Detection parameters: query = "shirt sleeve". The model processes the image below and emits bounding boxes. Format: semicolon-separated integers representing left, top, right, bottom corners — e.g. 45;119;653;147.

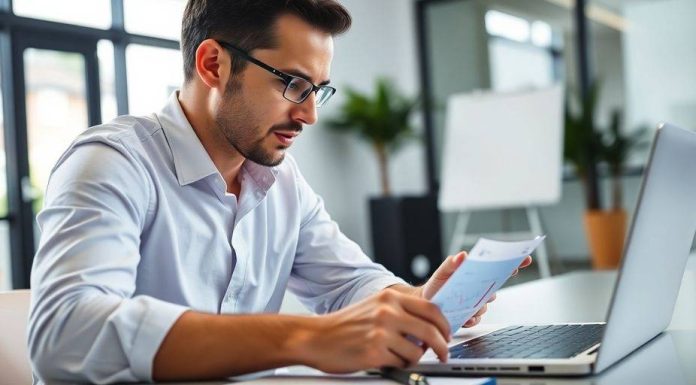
28;141;188;384
286;157;407;314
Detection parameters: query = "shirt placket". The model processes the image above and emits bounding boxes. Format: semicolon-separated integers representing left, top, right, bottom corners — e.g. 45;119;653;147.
222;170;270;313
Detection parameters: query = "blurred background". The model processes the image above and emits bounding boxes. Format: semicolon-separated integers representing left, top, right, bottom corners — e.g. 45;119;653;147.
0;0;694;304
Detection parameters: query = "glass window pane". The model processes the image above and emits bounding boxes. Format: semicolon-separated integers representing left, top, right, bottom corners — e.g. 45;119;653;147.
0;221;10;290
24;48;89;212
13;0;111;29
0;58;6;219
124;0;186;40
98;40;118;123
126;45;183;116
485;10;530;43
489;38;554;92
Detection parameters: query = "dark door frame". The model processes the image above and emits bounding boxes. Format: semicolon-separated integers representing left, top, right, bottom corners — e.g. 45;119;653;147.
5;29;101;288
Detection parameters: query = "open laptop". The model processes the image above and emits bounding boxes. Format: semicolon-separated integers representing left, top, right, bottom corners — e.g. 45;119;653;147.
414;123;696;376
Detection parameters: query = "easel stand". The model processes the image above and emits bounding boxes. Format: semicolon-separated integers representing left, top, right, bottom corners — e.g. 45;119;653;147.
447;206;552;278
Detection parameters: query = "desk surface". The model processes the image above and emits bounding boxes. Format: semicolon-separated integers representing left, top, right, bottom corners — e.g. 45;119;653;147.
162;269;696;385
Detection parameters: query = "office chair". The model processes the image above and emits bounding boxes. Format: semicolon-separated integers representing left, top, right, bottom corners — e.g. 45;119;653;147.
0;290;33;385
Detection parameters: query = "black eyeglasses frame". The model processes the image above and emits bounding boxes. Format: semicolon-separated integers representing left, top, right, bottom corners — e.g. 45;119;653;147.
216;40;336;107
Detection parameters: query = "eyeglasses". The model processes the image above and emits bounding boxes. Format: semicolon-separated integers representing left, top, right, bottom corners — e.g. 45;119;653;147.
217;40;336;108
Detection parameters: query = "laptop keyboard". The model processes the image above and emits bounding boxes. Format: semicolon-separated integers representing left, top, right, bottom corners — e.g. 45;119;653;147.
449;324;604;359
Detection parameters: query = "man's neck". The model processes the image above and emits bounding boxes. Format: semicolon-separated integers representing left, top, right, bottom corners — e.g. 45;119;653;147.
178;87;244;195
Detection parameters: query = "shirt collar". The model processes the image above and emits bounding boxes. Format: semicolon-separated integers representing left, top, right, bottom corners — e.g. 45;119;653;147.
157;91;278;192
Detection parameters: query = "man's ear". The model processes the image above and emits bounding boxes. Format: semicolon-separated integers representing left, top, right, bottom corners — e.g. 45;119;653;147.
194;39;231;90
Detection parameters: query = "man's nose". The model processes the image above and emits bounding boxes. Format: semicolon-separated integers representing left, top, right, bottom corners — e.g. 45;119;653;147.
290;92;318;125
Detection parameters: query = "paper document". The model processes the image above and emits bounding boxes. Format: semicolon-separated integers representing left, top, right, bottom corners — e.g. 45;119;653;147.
432;236;546;333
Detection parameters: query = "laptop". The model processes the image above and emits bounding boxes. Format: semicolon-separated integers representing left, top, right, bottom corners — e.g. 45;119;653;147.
414;123;696;376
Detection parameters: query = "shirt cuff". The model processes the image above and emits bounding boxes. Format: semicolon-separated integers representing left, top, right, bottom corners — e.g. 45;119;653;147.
127;296;189;381
351;275;409;305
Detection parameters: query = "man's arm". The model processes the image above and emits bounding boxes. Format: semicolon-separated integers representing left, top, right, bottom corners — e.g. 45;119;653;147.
29;143;189;383
285;155;408;313
153;289;451;380
386;283;423;297
152;312;315;380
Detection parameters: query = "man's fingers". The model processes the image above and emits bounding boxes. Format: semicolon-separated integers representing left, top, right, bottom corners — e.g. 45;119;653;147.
519;255;533;268
509;256;532;278
398;295;451;338
473;303;488;317
464;316;481;328
486;293;497;303
432;252;466;282
387;334;429;366
462;304;488;328
396;312;449;362
382;349;409;369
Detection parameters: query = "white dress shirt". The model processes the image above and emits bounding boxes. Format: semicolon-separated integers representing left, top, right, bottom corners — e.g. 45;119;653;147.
28;92;406;384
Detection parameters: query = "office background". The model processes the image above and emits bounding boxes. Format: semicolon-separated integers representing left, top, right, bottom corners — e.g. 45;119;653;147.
0;0;694;292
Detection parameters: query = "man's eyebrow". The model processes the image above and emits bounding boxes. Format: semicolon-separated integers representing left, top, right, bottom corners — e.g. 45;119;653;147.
280;68;331;86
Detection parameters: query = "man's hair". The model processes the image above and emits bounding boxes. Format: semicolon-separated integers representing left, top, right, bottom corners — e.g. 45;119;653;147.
181;0;352;82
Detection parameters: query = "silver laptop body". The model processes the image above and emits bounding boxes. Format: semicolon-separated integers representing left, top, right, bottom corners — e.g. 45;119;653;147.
414;123;696;376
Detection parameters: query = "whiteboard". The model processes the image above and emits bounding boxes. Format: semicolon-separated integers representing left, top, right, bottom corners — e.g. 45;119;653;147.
439;85;564;211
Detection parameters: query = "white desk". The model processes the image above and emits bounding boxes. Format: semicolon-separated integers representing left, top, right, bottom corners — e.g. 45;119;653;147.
160;267;696;385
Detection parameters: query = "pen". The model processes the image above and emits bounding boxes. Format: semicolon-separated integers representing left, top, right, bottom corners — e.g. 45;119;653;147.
380;367;429;385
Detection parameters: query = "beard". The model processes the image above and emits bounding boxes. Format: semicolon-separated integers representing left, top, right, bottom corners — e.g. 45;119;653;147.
213;77;302;167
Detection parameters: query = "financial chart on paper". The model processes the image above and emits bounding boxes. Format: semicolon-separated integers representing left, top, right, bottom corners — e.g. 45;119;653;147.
432;237;546;333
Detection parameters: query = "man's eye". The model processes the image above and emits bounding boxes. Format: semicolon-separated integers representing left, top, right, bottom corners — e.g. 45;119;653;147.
287;82;299;90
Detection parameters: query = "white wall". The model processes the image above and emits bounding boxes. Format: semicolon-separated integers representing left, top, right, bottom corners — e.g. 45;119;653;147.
289;0;426;256
622;0;696;134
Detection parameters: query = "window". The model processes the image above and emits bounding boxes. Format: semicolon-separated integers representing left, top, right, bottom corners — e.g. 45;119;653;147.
98;40;118;123
0;60;10;290
126;45;183;116
485;10;530;43
124;0;187;40
531;21;553;48
486;10;556;49
1;0;183;288
489;39;555;92
485;10;560;92
24;48;89;211
13;0;111;29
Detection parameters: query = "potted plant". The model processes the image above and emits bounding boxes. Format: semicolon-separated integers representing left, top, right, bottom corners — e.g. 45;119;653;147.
565;83;647;269
325;78;419;196
325;78;441;283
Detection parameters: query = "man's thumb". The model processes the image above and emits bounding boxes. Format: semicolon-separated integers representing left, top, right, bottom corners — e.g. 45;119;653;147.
434;251;466;280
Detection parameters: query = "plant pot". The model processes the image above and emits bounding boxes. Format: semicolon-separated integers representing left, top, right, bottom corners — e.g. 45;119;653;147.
369;195;442;284
583;209;628;270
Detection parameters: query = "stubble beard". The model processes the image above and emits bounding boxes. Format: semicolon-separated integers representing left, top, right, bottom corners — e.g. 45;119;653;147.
214;77;287;167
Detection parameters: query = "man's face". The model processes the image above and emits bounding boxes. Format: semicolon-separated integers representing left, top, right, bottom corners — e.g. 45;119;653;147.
213;15;334;167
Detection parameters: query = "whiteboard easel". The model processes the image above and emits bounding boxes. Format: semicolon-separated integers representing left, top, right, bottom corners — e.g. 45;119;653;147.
439;86;564;278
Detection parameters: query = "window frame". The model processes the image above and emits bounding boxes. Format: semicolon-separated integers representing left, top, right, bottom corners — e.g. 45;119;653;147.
0;0;181;288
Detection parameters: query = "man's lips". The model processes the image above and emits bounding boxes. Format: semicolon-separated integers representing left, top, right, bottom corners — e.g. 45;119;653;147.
274;130;299;138
273;131;299;145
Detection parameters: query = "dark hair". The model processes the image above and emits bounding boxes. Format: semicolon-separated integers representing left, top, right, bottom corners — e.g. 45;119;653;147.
181;0;352;82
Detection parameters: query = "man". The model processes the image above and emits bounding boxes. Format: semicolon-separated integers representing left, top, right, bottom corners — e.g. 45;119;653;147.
28;0;532;383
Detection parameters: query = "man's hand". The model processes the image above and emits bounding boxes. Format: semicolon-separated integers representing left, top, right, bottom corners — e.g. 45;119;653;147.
303;289;451;373
418;252;533;328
